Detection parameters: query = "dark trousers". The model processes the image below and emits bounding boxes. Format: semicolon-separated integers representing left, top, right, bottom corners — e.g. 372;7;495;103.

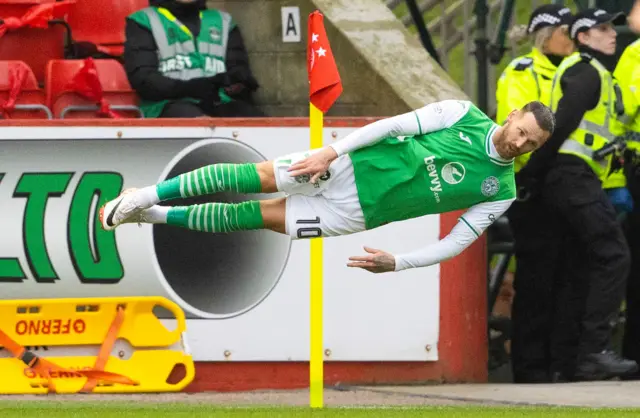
623;181;640;365
511;156;630;382
160;99;266;118
544;157;630;358
509;195;576;382
548;235;588;378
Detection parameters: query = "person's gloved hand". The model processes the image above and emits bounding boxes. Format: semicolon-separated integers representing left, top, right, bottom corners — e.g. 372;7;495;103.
181;73;232;102
607;187;635;214
222;67;260;100
226;66;259;90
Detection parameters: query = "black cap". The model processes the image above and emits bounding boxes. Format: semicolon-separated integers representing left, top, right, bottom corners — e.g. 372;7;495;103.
569;8;626;39
527;4;573;34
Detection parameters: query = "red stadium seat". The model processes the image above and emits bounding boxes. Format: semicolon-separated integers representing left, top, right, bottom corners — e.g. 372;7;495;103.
0;28;65;84
66;0;148;55
0;60;51;119
46;59;142;119
0;0;56;19
0;0;69;84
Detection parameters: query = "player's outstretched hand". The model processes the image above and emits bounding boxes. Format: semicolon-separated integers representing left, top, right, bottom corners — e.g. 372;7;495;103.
287;146;338;184
347;246;396;273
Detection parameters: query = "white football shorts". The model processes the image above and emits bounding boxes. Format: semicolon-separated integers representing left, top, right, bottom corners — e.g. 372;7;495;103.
272;150;366;239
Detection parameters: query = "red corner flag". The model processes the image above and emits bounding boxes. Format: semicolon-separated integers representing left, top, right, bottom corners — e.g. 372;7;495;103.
307;10;342;113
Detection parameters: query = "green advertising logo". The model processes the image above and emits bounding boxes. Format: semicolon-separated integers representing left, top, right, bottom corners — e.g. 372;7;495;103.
0;172;124;284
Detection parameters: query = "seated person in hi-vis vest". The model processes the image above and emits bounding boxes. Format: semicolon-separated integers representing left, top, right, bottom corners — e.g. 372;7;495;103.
124;0;264;118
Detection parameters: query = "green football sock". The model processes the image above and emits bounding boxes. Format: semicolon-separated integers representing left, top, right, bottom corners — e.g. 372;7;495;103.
156;163;262;201
166;201;264;233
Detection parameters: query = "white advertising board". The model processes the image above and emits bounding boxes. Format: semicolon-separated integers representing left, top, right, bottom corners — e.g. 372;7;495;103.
0;125;439;362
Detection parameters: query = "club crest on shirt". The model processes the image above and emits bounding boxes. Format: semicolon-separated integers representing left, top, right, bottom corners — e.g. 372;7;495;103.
481;176;500;197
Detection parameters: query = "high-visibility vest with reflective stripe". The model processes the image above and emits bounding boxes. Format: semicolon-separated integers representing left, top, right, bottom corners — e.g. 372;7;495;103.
496;48;560;173
550;52;627;182
615;39;640;153
128;7;234;118
601;41;640;189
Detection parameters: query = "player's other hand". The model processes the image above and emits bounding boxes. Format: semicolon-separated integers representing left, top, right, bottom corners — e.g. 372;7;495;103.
347;246;396;273
287;146;338;184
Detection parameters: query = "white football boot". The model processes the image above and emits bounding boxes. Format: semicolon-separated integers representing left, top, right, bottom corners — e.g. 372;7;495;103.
99;188;148;231
118;207;158;227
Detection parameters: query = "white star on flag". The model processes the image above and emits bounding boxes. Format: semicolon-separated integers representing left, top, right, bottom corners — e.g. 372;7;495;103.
311;33;319;43
316;47;326;57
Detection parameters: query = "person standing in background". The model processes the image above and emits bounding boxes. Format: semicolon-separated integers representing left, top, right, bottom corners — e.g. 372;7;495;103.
516;8;638;381
495;4;575;383
613;35;640;380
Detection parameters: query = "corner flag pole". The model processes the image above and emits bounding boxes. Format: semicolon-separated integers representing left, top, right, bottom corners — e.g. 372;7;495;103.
307;10;342;409
309;102;324;408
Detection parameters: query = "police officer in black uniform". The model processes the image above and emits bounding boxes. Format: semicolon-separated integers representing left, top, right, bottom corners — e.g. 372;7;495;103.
504;5;577;384
517;8;639;381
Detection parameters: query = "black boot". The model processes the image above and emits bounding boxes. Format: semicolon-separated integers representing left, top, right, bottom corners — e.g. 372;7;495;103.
574;350;639;381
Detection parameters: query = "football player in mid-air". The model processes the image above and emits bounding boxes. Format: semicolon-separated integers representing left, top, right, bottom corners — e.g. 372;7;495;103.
100;99;554;273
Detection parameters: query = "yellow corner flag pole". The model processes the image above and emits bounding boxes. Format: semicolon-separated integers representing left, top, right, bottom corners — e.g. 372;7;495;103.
309;102;324;408
307;9;342;408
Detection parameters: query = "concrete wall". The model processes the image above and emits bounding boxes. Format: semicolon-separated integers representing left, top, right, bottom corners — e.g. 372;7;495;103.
207;0;467;117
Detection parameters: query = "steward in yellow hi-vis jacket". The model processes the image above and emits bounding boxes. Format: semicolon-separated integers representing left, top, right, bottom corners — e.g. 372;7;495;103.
516;8;639;382
499;4;576;385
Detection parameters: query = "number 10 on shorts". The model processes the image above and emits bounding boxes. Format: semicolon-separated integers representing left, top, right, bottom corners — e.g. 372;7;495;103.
297;217;322;239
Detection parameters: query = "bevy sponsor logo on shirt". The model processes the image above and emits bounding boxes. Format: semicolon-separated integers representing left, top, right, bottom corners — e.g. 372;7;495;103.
424;155;442;203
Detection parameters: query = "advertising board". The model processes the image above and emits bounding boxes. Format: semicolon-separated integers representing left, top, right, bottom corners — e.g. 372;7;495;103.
0;123;441;362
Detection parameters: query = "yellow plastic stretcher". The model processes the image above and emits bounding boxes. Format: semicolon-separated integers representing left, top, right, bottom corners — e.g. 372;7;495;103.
0;296;194;394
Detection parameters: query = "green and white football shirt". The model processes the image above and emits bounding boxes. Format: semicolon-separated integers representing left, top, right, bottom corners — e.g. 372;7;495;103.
329;100;517;271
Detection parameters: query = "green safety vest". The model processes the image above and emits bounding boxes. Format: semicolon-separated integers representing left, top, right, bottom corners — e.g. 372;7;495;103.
496;48;561;173
550;52;627;184
128;7;235;118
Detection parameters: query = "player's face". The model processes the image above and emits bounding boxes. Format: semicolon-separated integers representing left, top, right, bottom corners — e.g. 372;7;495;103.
499;111;550;159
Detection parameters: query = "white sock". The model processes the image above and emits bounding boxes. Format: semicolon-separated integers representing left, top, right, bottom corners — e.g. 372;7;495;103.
135;185;160;208
142;205;170;224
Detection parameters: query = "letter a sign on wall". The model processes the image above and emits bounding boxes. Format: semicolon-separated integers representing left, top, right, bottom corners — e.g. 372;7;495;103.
281;6;301;43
